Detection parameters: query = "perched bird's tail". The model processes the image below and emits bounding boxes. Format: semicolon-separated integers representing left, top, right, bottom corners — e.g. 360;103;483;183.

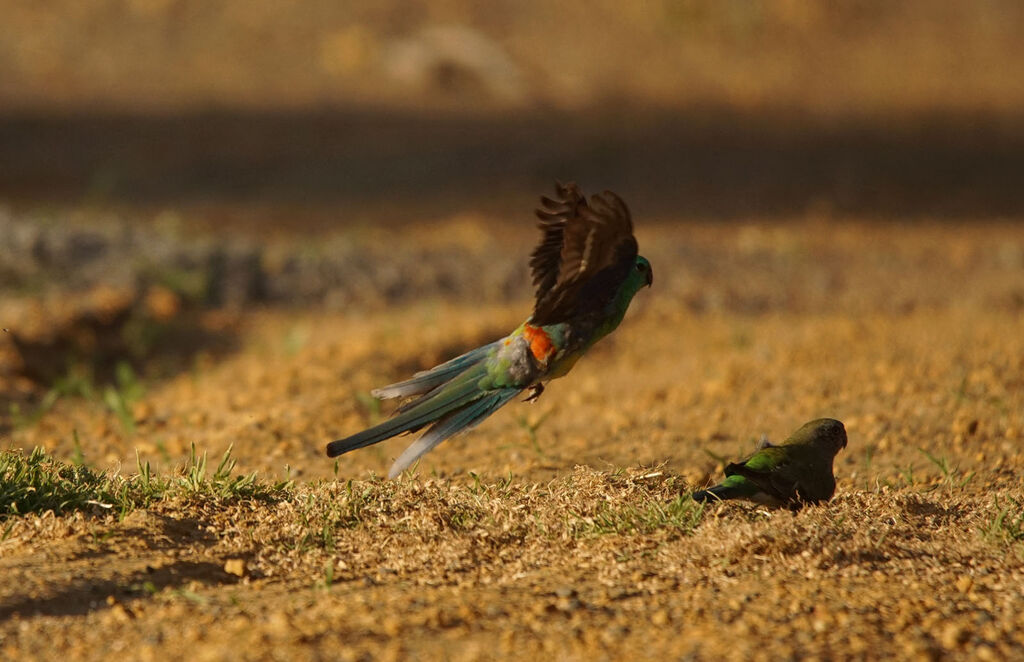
326;342;520;478
691;475;762;503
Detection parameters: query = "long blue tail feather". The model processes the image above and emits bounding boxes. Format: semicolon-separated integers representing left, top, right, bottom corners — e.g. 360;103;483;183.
387;388;520;478
326;366;490;457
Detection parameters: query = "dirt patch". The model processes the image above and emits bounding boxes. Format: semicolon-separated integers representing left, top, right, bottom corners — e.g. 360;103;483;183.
1;216;1023;659
1;471;1022;660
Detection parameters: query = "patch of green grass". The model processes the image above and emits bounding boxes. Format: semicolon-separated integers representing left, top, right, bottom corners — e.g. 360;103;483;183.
918;448;975;490
273;464;296;492
103;361;145;434
572;494;705;538
1;443;287;520
8;390;60;430
69;429;87;467
180;442;260;498
982;496;1024;545
291;479;380;552
514;410;552;458
52;364;99;400
443;501;484;532
8;361;147;434
861;445;876;490
897;464;917;487
467;470;486;495
321;561;335;589
284;325;309;356
169;588;209;605
8;364;98;430
0;447;123;517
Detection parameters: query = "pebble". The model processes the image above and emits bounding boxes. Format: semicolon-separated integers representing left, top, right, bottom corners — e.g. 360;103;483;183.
940;624;965;649
224;558;248;577
955;576;973;594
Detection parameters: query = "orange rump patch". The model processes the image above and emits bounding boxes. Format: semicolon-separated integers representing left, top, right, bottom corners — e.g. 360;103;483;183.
523;324;555;361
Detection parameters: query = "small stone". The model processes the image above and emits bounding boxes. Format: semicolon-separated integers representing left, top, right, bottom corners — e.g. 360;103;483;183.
266;612;291;637
956;576;973;594
382;618;401;637
224;558;248;577
144;285;181;321
941;624;966;649
132;401;154;422
651;610;670;626
109;603;133;623
556;597;582;613
104;597;133;622
554;585;577;598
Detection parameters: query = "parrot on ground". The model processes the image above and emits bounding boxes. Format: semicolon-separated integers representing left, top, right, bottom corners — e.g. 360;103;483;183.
692;418;848;506
326;181;653;478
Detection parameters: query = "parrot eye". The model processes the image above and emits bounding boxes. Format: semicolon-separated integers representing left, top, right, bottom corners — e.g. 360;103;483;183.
635;262;646;271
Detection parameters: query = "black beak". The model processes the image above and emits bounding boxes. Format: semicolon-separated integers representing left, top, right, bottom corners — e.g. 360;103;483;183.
645;266;654;287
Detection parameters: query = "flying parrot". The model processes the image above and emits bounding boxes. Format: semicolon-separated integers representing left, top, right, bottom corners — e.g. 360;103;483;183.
326;182;653;478
692;418;848;506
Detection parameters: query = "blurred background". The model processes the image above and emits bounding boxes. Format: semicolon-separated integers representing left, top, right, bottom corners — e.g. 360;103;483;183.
2;0;1024;217
1;1;1023;477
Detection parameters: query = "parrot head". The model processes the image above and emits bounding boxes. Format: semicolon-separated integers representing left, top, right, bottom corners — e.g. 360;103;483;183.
614;255;653;308
799;418;848;457
633;255;654;288
602;254;653;326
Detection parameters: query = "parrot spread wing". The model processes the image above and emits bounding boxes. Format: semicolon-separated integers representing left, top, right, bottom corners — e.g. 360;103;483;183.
529;181;639;326
327;181;652;478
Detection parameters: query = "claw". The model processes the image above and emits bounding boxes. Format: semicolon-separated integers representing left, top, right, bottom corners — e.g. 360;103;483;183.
522;383;545;403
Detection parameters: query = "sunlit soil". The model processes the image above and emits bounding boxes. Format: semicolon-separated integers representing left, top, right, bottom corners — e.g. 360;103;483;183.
2;217;1023;660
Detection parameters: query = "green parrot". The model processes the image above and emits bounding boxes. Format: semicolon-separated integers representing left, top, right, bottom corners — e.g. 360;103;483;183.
326;181;653;478
692;418;848;506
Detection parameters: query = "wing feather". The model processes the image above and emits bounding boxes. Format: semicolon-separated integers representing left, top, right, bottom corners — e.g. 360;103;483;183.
528;182;638;326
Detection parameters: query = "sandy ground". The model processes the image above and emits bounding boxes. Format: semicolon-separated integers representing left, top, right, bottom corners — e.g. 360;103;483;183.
1;215;1023;660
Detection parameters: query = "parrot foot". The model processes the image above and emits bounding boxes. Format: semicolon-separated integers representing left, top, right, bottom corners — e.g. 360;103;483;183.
523;384;545;403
